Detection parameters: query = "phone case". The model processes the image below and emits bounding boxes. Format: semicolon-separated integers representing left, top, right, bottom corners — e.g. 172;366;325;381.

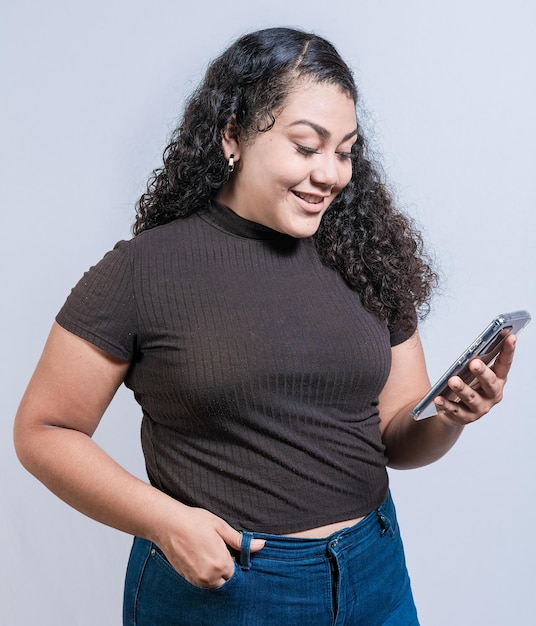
411;310;531;420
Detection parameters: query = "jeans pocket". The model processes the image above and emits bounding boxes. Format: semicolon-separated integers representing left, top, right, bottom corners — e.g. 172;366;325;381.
150;543;241;593
125;538;245;625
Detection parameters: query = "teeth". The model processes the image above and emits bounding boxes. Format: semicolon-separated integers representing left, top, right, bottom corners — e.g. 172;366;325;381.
295;192;322;204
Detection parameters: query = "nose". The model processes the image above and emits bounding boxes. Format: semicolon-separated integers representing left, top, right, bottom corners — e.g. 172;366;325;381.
310;154;341;190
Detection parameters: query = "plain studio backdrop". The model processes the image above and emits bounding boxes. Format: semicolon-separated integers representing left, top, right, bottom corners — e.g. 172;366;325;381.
2;1;535;624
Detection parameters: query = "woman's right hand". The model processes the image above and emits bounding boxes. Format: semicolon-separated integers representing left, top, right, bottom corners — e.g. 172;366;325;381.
155;505;265;588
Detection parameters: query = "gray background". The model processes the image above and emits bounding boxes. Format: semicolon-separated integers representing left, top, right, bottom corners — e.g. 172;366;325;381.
2;1;535;624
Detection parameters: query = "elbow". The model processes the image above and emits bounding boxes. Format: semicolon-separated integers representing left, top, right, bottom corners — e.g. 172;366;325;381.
13;418;38;474
13;409;56;478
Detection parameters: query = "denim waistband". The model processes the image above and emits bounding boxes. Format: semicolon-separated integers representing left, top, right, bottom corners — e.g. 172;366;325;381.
238;490;395;566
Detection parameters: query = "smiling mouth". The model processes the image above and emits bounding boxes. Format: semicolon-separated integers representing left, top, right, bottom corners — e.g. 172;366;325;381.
292;191;324;204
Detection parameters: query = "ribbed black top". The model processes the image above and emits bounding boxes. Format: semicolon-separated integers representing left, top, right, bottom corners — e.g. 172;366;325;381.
56;202;413;533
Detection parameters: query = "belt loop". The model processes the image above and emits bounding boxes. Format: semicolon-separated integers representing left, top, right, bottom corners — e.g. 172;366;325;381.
240;531;253;570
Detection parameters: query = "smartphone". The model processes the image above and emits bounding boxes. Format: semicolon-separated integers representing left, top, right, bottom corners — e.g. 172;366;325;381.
411;310;531;420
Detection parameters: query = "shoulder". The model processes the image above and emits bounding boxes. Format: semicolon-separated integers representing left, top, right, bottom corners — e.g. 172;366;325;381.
129;213;211;252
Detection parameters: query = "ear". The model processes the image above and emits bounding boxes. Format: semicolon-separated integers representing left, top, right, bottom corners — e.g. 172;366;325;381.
221;120;241;161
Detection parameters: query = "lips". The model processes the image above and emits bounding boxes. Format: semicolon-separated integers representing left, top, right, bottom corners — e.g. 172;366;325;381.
292;191;325;204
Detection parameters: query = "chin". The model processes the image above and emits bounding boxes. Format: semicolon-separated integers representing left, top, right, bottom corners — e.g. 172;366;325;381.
286;219;323;238
281;226;316;238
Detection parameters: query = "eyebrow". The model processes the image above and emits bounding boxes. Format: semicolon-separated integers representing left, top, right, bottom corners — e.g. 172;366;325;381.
286;119;358;142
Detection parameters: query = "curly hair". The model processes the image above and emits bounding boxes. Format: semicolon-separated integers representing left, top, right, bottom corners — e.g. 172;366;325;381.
134;27;437;332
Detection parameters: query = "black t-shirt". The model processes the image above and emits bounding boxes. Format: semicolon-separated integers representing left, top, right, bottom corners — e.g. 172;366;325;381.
56;201;415;533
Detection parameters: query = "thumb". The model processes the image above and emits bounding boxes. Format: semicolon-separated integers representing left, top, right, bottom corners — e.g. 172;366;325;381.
249;538;266;553
219;524;265;552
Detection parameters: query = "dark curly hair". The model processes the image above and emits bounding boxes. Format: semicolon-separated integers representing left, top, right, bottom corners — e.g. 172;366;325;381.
134;27;437;333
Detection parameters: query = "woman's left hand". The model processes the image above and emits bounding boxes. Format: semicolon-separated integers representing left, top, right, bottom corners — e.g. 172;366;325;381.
433;333;517;425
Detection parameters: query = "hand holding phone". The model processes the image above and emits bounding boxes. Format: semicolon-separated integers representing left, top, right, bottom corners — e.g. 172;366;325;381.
411;310;531;420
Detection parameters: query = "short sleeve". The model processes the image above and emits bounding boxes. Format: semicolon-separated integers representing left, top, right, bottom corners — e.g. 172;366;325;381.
55;240;137;360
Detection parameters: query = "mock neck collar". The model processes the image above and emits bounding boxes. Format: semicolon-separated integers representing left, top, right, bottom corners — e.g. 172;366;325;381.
198;201;296;242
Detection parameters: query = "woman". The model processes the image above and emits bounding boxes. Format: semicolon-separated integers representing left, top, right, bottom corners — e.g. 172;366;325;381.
14;27;515;625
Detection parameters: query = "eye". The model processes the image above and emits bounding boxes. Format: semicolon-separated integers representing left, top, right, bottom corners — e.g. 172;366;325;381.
337;143;357;161
296;145;319;156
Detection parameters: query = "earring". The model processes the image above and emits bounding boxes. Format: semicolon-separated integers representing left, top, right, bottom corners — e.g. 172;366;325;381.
228;153;235;173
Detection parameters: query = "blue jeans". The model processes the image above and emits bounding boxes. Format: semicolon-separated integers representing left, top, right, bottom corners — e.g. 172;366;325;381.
123;491;419;625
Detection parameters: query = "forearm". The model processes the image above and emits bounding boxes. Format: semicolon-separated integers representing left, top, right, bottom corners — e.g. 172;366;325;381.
13;325;255;589
15;423;183;545
382;404;464;470
15;422;259;587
